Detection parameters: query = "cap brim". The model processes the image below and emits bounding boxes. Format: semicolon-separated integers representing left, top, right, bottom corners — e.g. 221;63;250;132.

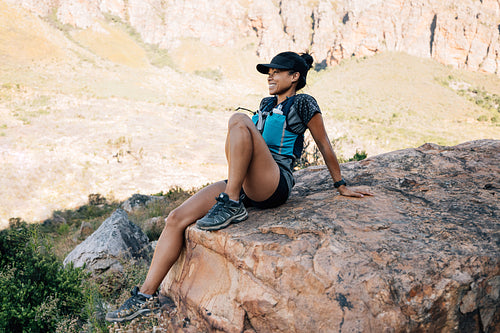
256;63;291;74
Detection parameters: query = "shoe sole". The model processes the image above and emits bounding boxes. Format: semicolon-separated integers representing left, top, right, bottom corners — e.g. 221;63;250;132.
196;209;248;231
105;308;152;323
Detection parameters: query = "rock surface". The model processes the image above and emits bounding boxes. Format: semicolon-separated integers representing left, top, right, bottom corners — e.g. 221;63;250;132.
160;140;499;332
63;209;151;273
121;194;160;213
11;0;500;75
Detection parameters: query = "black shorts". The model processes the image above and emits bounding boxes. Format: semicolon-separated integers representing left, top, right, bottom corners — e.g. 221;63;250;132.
225;170;290;209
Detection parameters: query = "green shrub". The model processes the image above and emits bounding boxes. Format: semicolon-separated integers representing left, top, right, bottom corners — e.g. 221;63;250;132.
42;194;119;234
347;149;368;162
57;223;70;235
0;222;88;332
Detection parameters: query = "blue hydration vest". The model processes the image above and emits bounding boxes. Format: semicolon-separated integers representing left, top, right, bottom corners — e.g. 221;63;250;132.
252;96;304;159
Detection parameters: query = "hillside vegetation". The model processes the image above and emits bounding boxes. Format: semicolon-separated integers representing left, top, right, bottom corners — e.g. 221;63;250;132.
0;0;499;226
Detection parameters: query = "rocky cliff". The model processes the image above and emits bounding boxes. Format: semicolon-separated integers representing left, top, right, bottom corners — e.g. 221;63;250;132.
158;139;499;332
9;0;500;75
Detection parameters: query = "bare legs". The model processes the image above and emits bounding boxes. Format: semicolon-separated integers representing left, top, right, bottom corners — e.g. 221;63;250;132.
140;181;226;294
140;113;280;295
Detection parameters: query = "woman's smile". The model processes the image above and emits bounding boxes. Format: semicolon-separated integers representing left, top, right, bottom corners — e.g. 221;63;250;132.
267;68;296;102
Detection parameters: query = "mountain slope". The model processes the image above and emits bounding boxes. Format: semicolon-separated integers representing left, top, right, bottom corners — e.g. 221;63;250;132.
308;52;500;156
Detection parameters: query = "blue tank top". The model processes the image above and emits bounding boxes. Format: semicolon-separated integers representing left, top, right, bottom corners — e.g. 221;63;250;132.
252;96;305;159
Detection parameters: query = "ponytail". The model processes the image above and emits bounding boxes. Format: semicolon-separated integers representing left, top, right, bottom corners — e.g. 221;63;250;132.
297;53;313;91
300;53;313;71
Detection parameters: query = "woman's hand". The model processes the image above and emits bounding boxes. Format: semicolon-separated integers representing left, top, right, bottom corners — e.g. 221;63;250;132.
337;185;373;198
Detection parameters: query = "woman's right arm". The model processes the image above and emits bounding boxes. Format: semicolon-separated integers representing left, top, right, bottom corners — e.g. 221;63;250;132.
307;113;372;198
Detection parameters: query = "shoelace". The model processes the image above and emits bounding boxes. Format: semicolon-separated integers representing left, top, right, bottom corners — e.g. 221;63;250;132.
207;196;226;217
121;288;145;308
120;297;143;311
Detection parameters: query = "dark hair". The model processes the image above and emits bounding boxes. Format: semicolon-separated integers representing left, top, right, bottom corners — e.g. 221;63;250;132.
296;53;313;90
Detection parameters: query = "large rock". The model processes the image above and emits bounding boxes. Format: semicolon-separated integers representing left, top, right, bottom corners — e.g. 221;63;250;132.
63;209;151;273
160;140;499;332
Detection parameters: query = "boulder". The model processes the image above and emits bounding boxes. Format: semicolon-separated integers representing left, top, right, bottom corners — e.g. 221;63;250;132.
121;194;160;213
161;140;499;332
63;209;151;274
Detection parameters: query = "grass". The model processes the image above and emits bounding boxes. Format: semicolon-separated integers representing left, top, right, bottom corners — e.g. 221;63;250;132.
194;68;224;81
307;52;500;158
437;74;500;122
3;48;500;225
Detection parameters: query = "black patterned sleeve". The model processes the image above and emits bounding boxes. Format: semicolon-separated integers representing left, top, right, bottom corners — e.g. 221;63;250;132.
287;94;322;134
297;94;321;124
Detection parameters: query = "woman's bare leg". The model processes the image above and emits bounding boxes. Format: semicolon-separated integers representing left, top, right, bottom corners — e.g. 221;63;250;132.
140;113;281;294
140;181;226;295
224;113;280;202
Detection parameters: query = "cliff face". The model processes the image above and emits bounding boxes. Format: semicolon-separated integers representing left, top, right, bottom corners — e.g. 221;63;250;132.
159;139;499;332
11;0;500;75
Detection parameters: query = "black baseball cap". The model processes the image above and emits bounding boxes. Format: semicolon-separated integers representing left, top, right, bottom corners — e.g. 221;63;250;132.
256;51;308;75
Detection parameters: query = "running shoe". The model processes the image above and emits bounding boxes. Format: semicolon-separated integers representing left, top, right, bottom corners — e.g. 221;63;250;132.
105;286;158;323
196;192;248;231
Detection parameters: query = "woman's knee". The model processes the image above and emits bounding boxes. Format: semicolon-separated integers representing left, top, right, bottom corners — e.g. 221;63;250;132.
164;208;189;232
228;113;251;129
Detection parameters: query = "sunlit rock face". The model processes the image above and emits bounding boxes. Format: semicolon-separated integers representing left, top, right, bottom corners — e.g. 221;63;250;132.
63;209;152;274
161;140;499;332
14;0;500;75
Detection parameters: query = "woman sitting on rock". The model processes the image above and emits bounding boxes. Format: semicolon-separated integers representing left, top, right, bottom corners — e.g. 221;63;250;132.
106;51;371;322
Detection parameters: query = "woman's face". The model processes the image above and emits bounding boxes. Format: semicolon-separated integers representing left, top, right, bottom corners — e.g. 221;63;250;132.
267;68;298;96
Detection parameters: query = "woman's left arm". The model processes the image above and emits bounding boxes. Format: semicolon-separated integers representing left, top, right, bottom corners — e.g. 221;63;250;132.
307;113;372;198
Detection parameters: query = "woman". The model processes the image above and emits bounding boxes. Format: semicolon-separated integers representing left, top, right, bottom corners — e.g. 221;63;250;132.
106;51;371;322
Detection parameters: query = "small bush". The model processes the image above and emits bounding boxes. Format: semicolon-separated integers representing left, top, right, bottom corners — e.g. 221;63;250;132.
347;149;368;162
336;149;368;163
57;222;70;235
0;222;88;332
88;193;107;206
42;195;119;233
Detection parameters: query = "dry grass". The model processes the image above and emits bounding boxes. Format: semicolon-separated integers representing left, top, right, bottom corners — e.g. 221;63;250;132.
1;1;499;227
0;0;64;63
307;53;500;159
